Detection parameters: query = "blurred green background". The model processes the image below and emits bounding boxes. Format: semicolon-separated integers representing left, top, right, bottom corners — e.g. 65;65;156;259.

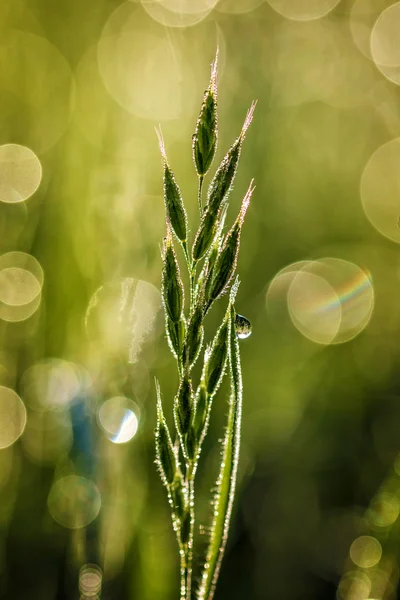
2;0;400;598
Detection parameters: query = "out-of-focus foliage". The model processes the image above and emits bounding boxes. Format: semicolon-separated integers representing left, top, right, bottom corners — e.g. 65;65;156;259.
2;0;400;599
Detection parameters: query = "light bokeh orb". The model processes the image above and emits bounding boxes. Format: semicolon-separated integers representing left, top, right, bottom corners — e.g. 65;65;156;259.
0;144;42;204
337;572;371;600
79;564;102;597
350;0;390;61
350;536;382;569
0;268;41;306
98;396;139;444
0;386;27;449
0;251;44;322
361;138;400;244
47;475;101;529
371;3;400;85
265;0;341;22
368;494;400;528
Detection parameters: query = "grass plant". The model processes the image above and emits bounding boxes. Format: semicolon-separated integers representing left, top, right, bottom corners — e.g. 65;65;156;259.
155;50;255;600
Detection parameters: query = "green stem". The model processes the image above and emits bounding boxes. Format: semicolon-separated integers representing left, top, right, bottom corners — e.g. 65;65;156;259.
179;464;195;600
198;175;204;216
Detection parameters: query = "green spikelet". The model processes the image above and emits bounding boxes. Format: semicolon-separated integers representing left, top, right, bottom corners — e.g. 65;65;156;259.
174;374;193;437
183;303;204;368
155;380;177;486
157;129;188;243
205;102;256;217
162;227;184;324
207;181;254;304
193;49;218;178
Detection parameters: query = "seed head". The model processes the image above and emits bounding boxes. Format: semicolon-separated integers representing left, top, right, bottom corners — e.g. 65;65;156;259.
183;303;204;368
205;101;256;217
166;316;186;360
192;49;218;177
162;227;184;324
155;381;177;485
174;374;193;436
192;209;218;263
207;181;254;303
204;319;229;396
157;128;188;243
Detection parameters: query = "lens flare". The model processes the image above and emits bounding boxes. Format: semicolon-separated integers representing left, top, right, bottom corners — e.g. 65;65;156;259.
268;259;374;345
288;270;341;345
0;251;44;322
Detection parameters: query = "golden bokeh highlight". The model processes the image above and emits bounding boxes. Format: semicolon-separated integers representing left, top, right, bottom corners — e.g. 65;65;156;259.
368;494;400;528
0;268;41;306
350;0;389;61
79;564;102;597
0;144;42;204
265;0;341;22
0;386;27;449
47;475;101;529
338;572;371;600
370;3;400;86
350;536;382;569
360;138;400;244
0;251;44;322
98;396;139;444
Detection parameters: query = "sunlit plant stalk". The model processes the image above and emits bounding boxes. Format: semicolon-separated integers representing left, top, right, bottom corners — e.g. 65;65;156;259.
155;50;255;600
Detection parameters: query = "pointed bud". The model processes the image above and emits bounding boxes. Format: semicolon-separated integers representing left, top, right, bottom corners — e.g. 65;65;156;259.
192;209;217;262
174;375;193;436
205;101;256;216
192;49;218;177
166;316;186;360
208;181;254;303
183;304;204;368
162;228;184;323
157;129;188;242
204;319;229;396
155;381;177;485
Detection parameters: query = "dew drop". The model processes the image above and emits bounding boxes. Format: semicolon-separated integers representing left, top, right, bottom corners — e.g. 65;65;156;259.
234;314;252;339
